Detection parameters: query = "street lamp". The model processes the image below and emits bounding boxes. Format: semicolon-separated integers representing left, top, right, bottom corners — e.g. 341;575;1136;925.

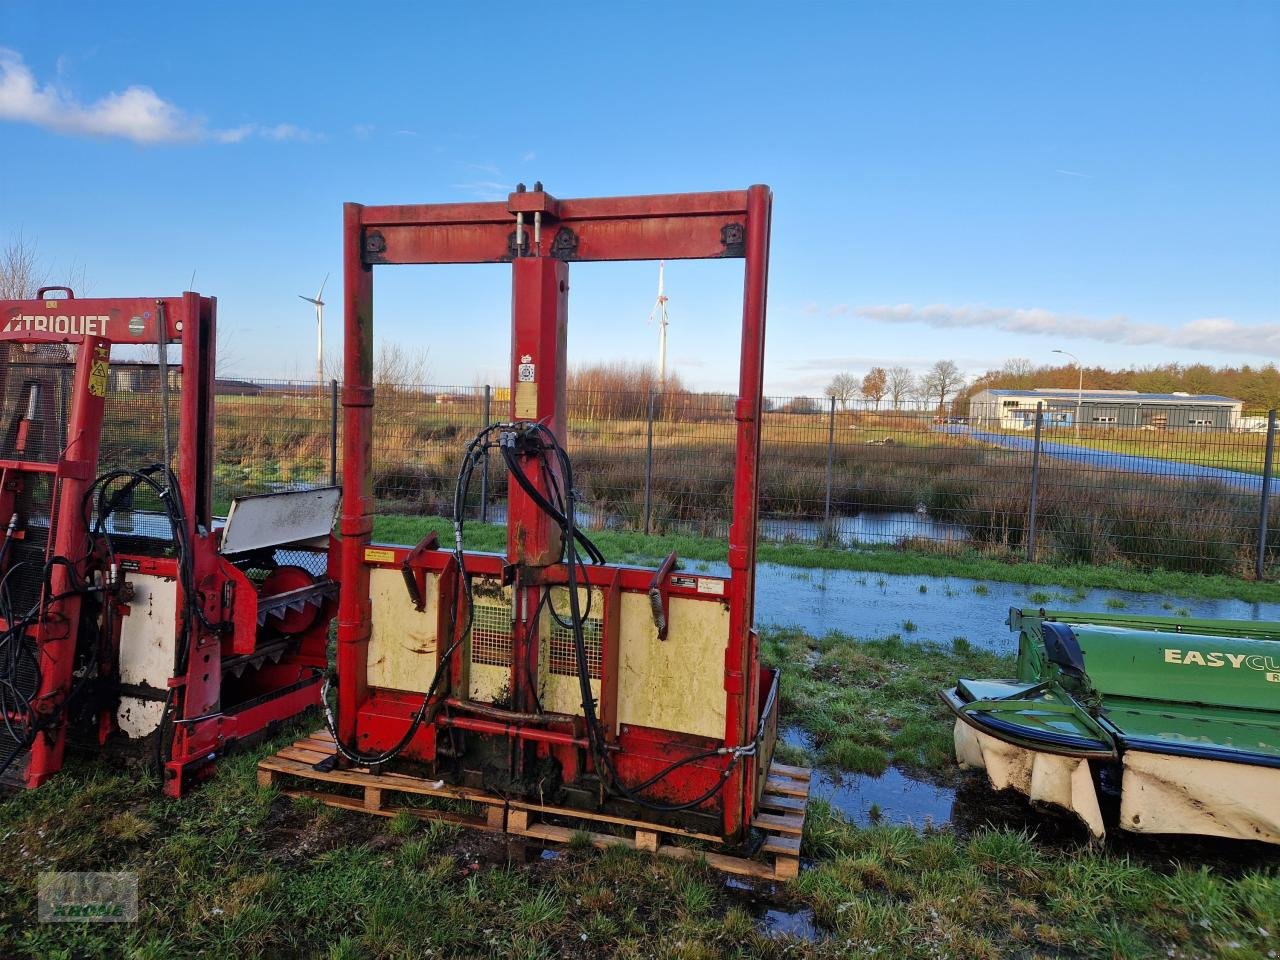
1052;348;1083;439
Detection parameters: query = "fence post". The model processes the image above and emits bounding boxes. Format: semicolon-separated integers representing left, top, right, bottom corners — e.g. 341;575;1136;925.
329;378;339;487
824;396;836;531
1026;402;1043;563
481;384;492;523
643;388;656;536
1257;409;1276;579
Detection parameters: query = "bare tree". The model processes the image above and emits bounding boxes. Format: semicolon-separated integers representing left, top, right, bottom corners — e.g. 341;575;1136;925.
860;367;888;409
320;342;432;388
887;366;915;409
1;232;91;300
0;232;48;300
823;372;859;410
374;343;432;389
1001;357;1035;379
921;359;965;411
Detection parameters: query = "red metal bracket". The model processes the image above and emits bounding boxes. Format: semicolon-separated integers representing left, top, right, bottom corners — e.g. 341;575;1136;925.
401;530;439;611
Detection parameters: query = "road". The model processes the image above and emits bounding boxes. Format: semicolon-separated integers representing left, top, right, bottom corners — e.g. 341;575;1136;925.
937;425;1266;494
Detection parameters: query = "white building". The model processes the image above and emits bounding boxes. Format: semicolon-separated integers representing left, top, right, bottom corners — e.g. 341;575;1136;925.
968;388;1243;431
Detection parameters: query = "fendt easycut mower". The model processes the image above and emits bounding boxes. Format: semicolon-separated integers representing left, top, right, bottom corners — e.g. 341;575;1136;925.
0;289;335;796
945;608;1280;845
258;184;812;880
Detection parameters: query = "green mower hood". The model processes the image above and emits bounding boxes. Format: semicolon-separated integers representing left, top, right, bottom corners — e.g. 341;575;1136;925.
944;608;1280;768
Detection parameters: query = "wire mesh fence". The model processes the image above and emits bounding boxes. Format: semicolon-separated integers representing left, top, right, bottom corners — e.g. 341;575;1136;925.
103;379;1280;578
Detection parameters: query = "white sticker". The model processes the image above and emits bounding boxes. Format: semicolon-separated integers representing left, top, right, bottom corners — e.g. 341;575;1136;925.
697;578;725;596
518;354;535;382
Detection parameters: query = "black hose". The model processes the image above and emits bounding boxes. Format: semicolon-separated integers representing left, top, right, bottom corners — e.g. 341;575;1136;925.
508;423;751;813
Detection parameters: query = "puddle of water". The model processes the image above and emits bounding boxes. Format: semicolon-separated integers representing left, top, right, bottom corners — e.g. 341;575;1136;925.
782;728;956;829
757;906;821;941
724;563;1280;651
761;511;969;547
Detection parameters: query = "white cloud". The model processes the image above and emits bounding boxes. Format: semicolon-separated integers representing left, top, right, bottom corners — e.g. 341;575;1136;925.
844;303;1280;358
452;180;510;201
0;48;318;145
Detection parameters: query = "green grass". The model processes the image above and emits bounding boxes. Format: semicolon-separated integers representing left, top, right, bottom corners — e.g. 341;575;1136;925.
371;514;1280;603
2;630;1275;958
762;628;1015;778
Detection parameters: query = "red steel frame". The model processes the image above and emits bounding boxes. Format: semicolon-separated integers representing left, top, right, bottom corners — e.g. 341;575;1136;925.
0;291;326;794
339;186;772;838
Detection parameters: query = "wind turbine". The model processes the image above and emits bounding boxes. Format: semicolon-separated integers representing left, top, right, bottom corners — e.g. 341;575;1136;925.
299;274;328;386
647;261;670;384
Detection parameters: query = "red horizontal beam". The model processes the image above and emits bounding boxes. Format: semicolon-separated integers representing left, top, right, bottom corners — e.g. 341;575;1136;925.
357;189;753;265
0;295;202;345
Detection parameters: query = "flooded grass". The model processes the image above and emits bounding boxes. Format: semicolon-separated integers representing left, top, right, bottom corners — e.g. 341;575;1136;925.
371;514;1280;603
762;628;1014;780
2;627;1276;958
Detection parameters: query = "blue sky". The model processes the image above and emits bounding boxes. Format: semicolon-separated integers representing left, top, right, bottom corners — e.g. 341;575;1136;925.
1;1;1277;395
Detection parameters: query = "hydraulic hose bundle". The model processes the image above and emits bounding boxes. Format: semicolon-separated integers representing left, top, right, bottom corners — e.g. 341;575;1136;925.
501;422;756;813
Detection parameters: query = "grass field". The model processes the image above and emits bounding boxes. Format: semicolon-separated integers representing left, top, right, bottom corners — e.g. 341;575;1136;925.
3;628;1275;959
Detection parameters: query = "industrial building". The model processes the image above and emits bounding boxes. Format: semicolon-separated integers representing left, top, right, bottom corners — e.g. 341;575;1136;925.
967;388;1243;430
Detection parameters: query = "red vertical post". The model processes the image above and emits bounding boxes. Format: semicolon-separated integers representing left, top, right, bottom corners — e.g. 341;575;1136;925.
337;203;375;746
506;256;568;566
26;335;110;787
722;184;772;837
507;255;568;712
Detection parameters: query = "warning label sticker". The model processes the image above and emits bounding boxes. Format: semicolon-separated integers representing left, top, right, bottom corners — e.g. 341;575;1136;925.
363;548;397;564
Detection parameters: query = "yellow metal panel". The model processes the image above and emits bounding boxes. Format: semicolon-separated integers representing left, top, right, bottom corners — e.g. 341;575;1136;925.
515;381;538;418
618;593;728;740
367;568;437;693
539;585;602;717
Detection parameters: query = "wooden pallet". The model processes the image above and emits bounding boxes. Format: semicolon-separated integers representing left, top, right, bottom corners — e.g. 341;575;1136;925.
256;730;505;831
257;730;812;881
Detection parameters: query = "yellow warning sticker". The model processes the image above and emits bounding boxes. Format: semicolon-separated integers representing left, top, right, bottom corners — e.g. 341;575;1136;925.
363;548;397;564
88;359;110;397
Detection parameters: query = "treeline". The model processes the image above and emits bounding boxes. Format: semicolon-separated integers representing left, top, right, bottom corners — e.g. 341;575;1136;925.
966;360;1280;410
566;362;712;420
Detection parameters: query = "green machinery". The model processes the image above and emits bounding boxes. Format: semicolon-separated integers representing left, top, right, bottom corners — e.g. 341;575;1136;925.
943;608;1280;845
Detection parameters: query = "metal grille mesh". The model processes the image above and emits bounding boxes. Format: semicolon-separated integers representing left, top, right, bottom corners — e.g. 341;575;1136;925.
0;352;73;465
469;602;511;668
548;616;602;680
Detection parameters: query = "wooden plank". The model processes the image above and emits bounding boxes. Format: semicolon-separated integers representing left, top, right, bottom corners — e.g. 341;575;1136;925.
256;768;276;789
635;830;659;853
659;844;781;881
277;746;334;766
309;728;335;742
765;775;810;798
295;737;338;754
281;789;496;829
751;812;805;836
508;800;722;844
769;762;812;782
486;804;507;831
773;855;800;881
364;786;384;811
762;834;801;856
258;756;501;807
758;793;806;814
517;822;632;849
